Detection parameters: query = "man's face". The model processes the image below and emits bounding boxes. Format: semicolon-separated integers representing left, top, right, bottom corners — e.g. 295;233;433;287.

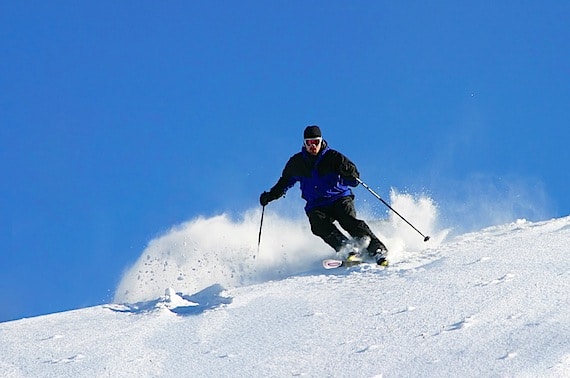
304;137;322;156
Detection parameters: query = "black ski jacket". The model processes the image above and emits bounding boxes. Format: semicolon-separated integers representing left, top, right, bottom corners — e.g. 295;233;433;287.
267;140;359;211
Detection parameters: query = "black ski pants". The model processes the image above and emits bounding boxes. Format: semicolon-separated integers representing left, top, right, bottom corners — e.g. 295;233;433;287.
306;196;386;254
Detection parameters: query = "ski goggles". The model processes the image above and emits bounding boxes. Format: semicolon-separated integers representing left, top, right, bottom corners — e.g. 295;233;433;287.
304;137;322;148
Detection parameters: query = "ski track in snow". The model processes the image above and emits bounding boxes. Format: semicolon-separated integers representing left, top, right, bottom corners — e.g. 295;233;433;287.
1;210;570;376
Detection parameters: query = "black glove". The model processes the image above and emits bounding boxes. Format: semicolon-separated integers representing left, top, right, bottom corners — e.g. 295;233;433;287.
259;191;272;206
339;163;359;179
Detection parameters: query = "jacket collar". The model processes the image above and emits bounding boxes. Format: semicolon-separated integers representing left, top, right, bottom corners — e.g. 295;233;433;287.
302;140;329;166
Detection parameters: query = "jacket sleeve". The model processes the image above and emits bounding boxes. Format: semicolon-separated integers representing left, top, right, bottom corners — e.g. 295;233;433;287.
267;157;299;200
335;151;360;187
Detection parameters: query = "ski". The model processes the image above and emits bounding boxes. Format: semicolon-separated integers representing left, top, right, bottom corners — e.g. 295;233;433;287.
322;256;389;269
322;237;389;269
322;258;364;269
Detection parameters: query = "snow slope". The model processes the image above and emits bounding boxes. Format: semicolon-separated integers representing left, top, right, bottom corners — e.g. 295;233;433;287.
1;195;569;377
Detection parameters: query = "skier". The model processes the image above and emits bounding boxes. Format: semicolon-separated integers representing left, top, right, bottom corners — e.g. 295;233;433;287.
259;125;388;265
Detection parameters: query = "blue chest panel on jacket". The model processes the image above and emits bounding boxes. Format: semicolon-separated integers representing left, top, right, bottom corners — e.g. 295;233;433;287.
297;147;352;211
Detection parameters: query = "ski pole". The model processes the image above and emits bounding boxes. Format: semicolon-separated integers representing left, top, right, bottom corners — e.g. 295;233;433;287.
256;205;265;256
356;178;430;242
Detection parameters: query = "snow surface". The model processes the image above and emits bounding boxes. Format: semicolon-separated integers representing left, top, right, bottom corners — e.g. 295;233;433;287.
1;192;569;377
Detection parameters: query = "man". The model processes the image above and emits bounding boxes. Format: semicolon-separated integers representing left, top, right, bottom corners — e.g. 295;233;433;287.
259;125;388;265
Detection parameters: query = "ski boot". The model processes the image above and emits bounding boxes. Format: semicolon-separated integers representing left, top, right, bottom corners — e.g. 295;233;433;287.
367;243;389;267
374;252;389;267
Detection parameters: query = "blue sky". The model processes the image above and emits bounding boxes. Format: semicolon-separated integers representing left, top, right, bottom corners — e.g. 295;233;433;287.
1;1;569;322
